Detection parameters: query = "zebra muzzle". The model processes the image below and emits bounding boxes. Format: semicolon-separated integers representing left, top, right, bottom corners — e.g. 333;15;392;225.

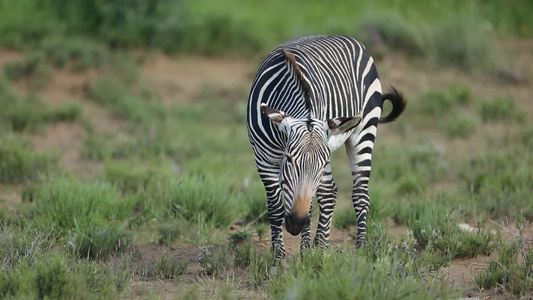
284;213;311;236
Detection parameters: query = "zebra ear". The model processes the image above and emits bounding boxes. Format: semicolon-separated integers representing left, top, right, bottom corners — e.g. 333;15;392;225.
328;115;362;133
261;103;289;123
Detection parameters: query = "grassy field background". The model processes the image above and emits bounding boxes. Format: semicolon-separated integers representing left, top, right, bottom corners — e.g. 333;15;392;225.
0;0;532;299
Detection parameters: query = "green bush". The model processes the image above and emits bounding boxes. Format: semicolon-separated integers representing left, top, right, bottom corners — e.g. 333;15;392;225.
40;37;108;71
428;14;501;70
475;216;533;296
105;160;173;193
0;227;132;299
155;254;188;280
0;135;53;183
89;75;162;124
462;144;533;219
3;53;53;89
0;80;81;131
479;96;526;123
32;175;137;258
157;175;241;230
442;113;479;139
398;196;495;259
268;247;457;300
45;102;83;122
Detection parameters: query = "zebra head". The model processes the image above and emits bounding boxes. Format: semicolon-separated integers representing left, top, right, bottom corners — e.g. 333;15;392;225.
261;103;361;236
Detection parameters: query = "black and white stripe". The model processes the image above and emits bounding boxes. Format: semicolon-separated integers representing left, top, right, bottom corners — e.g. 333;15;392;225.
247;35;406;258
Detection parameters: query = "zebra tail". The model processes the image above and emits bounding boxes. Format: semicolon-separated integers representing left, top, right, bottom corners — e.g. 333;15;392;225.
379;87;406;123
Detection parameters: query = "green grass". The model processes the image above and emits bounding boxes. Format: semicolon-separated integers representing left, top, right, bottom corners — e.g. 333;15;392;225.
154;254;188;280
0;0;530;70
478;96;526;123
268;244;457;299
0;227;132;299
460;129;533;219
155;175;241;230
0;3;531;297
395;195;496;259
31;175;137;259
0;134;54;184
475;215;533;296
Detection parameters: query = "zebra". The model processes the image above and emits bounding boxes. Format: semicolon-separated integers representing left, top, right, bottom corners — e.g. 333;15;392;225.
246;35;406;259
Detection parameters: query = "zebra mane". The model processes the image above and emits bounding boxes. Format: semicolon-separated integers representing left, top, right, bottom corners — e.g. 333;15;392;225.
282;48;313;130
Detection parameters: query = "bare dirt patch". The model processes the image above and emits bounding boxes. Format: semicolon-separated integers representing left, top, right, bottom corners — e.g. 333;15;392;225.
140;54;254;104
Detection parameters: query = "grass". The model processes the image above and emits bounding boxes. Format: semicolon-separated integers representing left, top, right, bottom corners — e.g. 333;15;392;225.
475;215;533;296
155;175;241;230
268;242;458;299
460;129;533;219
31;175;136;259
154;254;188;280
0;227;132;299
478;96;526;123
0;134;54;184
0;3;531;298
395;195;496;259
0;0;529;71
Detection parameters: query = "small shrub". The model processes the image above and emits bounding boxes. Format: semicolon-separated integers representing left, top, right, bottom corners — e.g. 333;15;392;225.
417;89;456;115
0;92;46;131
75;224;134;259
462;147;533;219
82;134;110;160
89;76;161;123
355;11;424;56
395;175;424;195
248;248;276;288
442;113;478;139
475;216;533;295
40;37;108;71
155;254;188;280
448;84;472;105
475;260;506;289
234;241;254;267
45;102;83;122
33;176;135;230
0;227;132;299
0;135;53;183
228;231;252;245
157;219;183;245
159;175;240;229
198;244;234;275
479;96;526;123
401;196;495;259
3;52;44;80
105;160;168;193
428;14;501;70
3;52;52;89
32;175;137;259
269;247;457;299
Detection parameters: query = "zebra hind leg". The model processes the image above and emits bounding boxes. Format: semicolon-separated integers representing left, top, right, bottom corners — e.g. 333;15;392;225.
313;163;338;247
345;133;375;248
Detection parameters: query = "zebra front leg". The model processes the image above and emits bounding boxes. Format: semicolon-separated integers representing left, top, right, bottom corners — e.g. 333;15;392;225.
259;170;286;260
313;163;338;247
300;200;313;252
